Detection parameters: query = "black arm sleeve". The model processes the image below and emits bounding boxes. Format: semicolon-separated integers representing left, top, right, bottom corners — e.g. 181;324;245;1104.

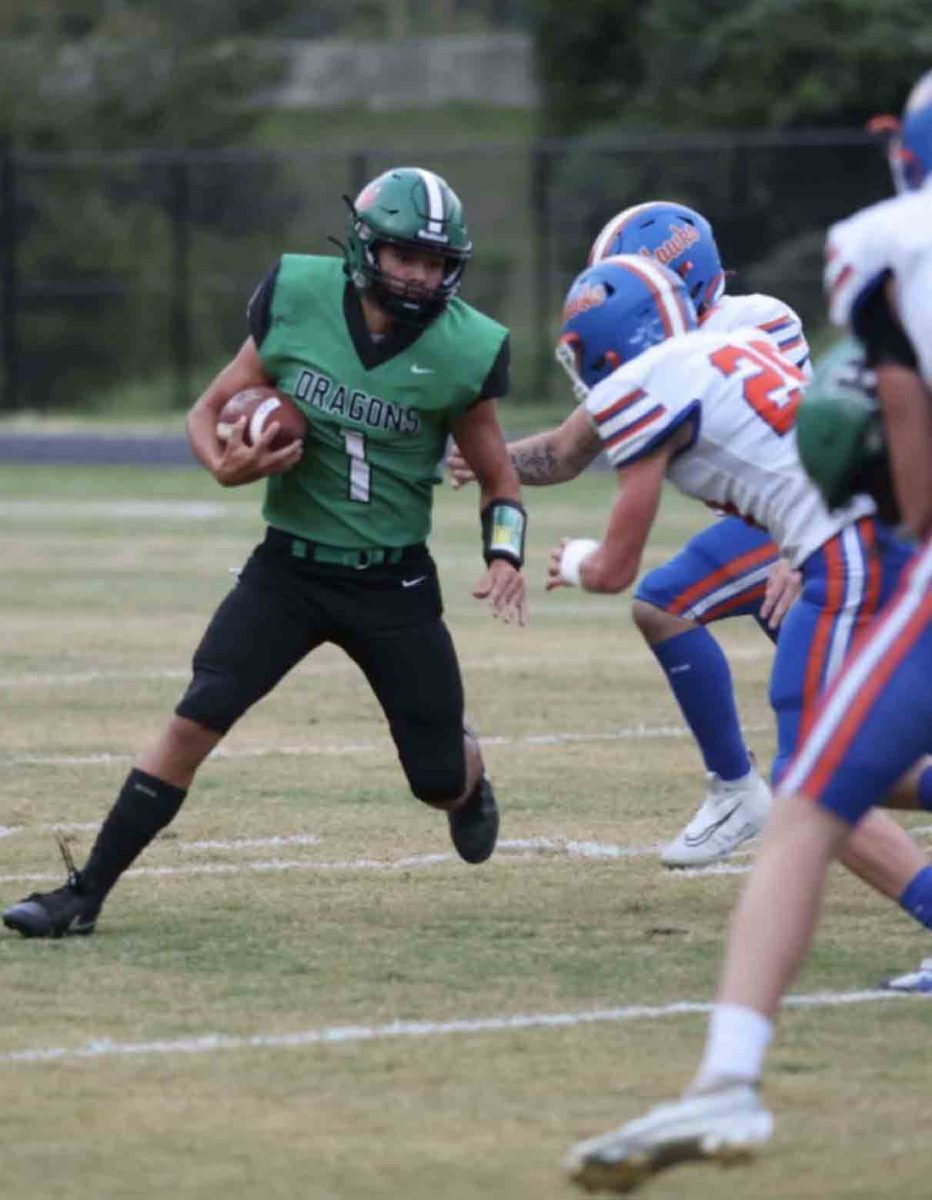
851;275;919;371
478;335;511;401
246;259;281;348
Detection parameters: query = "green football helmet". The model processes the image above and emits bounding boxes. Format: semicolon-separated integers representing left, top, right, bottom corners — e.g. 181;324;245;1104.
796;338;897;521
344;167;472;324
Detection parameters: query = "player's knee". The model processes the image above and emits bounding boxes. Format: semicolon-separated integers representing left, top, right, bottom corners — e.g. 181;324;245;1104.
405;752;467;809
631;596;690;642
175;667;248;735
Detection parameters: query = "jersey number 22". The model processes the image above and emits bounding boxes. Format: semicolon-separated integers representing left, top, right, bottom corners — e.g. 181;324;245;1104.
710;338;805;436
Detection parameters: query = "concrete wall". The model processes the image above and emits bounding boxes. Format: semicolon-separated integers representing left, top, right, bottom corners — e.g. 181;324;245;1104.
268;33;536;109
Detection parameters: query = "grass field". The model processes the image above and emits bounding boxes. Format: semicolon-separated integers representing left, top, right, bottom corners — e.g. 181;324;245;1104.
0;462;930;1200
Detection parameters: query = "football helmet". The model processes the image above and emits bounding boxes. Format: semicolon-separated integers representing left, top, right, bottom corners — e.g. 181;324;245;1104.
587;201;725;314
557;254;698;392
344;166;472;323
870;70;932;193
796;338;895;519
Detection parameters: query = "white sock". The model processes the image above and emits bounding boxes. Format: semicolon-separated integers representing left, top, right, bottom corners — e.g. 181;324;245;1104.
691;1003;773;1092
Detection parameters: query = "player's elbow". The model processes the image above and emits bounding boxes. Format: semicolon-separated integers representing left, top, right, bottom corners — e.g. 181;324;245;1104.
587;554;637;594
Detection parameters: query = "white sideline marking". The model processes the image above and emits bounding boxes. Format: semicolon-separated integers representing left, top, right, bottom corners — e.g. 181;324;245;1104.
1;722;771;768
0;989;915;1066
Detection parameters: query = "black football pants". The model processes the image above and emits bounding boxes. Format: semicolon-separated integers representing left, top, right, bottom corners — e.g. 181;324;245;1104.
175;528;468;805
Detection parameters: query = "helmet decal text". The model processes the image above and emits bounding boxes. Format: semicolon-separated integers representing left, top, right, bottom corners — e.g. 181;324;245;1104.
563;282;609;322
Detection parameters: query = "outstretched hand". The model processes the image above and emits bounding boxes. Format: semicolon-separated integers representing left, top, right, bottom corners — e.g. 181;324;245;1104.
446;439;477;489
472;559;528;625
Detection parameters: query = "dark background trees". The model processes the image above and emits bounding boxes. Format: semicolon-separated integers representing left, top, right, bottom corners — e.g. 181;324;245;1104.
3;1;932;410
536;0;932;136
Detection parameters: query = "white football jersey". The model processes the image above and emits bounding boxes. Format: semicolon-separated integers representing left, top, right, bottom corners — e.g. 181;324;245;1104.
825;177;932;384
584;328;875;568
701;292;811;376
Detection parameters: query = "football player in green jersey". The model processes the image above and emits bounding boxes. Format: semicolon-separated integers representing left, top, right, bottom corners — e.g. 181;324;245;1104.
3;167;528;939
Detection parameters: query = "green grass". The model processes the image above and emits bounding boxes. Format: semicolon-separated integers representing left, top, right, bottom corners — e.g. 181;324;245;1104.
0;465;929;1198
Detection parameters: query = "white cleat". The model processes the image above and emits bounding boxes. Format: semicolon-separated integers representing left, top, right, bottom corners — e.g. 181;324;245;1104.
661;763;771;868
881;957;932;994
563;1084;774;1193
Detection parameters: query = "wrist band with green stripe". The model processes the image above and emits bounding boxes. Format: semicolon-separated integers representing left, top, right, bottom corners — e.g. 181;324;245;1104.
481;499;527;568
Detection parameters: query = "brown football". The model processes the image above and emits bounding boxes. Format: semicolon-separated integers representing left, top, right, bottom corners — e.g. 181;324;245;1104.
216;386;307;450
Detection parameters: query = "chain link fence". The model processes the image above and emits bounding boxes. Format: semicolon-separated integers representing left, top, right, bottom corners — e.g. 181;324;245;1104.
0;130;888;413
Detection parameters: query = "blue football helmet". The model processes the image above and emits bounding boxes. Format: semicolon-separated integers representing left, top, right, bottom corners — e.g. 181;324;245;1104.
871;70;932;193
587;201;725;314
557;254;698;393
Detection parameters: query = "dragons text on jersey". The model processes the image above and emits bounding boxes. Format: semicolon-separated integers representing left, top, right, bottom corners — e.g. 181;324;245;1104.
294;369;421;436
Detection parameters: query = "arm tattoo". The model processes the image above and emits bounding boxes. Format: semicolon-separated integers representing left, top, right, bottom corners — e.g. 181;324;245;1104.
510;438;560;484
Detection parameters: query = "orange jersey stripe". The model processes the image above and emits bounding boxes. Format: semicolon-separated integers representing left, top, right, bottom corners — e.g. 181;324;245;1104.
667;541;777;616
828;263;853;298
604;405;665;450
856;519;883;645
594;388;646;426
802;587;932;799
699;582;768;623
800;534;846;738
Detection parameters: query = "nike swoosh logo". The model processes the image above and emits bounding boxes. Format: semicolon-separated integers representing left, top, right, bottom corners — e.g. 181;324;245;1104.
683;803;742;846
402;576;427;588
411;365;434;375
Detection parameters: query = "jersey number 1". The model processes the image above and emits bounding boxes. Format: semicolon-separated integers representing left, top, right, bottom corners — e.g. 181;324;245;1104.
710;339;804;436
342;431;371;503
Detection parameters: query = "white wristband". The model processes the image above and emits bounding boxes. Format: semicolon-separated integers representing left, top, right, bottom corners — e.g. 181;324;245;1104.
559;538;600;586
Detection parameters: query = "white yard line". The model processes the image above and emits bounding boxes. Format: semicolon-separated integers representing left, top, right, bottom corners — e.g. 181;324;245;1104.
0;989;916;1066
0;648;772;691
0;668;189;689
0;838;646;886
180;834;321;852
0;500;233;520
670;862;752;877
4;827;929;886
1;721;772;768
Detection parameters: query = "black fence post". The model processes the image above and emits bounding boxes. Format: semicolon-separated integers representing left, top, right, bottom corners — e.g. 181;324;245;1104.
530;138;554;400
170;155;192;409
0;143;19;412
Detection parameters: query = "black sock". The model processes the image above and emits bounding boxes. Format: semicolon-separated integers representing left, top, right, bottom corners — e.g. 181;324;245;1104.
81;768;187;897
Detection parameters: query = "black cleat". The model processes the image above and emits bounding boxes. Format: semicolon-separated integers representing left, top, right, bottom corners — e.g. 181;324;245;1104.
448;775;499;864
3;837;102;939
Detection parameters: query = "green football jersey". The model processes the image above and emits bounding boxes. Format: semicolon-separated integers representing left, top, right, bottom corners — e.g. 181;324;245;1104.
255;255;508;548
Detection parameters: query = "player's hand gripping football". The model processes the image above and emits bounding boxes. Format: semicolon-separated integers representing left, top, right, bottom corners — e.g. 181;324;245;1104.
213;415;303;487
759;556;801;630
472;559;528;626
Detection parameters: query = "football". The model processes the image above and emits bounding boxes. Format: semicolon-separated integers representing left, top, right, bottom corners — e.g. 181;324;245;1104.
216;386;307;450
